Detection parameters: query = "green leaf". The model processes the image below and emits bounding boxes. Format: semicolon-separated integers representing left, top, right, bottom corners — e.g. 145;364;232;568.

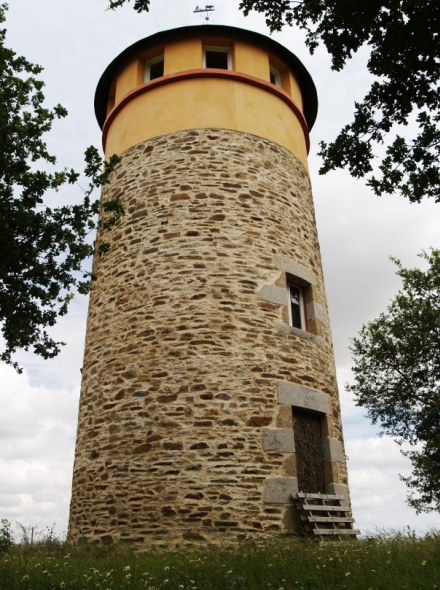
0;5;124;371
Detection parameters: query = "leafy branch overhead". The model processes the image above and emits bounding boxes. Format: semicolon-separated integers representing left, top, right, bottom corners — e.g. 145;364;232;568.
111;0;440;203
108;0;151;12
348;251;440;513
0;5;122;371
240;0;440;202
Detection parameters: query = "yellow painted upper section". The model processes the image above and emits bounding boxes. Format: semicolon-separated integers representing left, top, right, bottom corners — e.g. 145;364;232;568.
269;53;303;110
114;58;144;104
164;39;202;75
233;41;269;82
104;34;309;171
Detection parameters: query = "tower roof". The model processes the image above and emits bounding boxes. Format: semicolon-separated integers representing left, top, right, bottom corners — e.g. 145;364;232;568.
94;24;318;131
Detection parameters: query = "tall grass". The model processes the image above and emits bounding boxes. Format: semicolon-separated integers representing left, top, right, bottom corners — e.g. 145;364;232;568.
0;522;439;589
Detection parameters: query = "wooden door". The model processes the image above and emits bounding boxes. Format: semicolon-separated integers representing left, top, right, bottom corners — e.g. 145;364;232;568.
292;409;326;494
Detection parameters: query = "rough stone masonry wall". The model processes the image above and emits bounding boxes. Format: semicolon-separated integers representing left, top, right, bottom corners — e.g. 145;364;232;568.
68;128;349;545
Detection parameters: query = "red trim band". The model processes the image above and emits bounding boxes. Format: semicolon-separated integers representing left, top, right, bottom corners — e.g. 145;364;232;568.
102;69;310;154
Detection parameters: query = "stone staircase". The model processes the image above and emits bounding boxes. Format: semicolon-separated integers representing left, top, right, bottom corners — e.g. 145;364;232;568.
292;492;360;538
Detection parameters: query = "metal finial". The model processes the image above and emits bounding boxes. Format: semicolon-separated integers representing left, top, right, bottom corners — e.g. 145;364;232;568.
193;5;215;22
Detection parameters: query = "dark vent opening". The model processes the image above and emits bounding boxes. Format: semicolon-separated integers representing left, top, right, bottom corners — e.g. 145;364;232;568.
205;50;229;69
150;59;164;80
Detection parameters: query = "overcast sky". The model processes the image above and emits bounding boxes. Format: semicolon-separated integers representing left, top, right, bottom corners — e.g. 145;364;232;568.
1;0;440;539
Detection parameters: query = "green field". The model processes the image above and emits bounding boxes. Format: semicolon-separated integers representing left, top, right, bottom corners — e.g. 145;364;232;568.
1;521;439;590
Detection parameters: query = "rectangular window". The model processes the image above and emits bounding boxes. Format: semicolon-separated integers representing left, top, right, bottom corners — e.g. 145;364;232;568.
289;284;306;330
270;66;281;87
203;46;231;70
145;56;164;82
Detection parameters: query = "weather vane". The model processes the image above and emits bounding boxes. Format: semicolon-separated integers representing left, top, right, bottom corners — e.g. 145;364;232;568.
194;5;215;22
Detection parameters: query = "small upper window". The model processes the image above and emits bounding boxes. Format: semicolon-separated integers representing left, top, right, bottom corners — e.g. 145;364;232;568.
145;56;164;82
203;46;231;70
270;66;281;88
289;284;306;330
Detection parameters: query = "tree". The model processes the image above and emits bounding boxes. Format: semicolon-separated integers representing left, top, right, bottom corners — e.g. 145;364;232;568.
347;250;440;513
0;4;122;372
109;0;440;203
108;0;150;11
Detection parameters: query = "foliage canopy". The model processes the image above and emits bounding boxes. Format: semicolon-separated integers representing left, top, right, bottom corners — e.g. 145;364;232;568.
109;0;440;203
0;4;122;371
348;251;440;513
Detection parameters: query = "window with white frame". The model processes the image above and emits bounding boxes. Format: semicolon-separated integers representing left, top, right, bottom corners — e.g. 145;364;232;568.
145;55;164;82
269;66;281;87
288;284;306;330
203;46;232;70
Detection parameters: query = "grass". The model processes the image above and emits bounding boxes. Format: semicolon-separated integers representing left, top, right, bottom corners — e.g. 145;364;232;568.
0;524;439;590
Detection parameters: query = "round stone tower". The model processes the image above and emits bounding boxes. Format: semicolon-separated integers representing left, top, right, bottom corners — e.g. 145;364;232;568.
68;25;352;545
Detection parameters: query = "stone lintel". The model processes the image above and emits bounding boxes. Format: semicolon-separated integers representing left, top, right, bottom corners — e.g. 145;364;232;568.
273;255;317;286
324;459;339;484
277;381;331;415
306;301;328;326
322;437;345;462
258;285;288;306
277;322;326;347
263;477;298;504
262;428;295;452
326;483;350;507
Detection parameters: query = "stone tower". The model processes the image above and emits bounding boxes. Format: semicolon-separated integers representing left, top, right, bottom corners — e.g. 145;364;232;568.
68;25;352;545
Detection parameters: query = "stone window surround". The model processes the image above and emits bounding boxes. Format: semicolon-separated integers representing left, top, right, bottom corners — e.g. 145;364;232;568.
288;283;306;330
262;381;349;505
257;255;328;346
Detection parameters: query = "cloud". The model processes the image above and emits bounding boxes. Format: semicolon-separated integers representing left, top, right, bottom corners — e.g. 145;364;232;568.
348;437;410;471
0;361;78;534
345;436;440;534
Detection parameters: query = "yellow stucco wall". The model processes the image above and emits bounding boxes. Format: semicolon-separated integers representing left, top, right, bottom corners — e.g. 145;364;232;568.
115;58;144;104
234;41;269;81
104;35;310;171
111;39;305;111
282;71;304;110
164;39;202;74
104;77;309;170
